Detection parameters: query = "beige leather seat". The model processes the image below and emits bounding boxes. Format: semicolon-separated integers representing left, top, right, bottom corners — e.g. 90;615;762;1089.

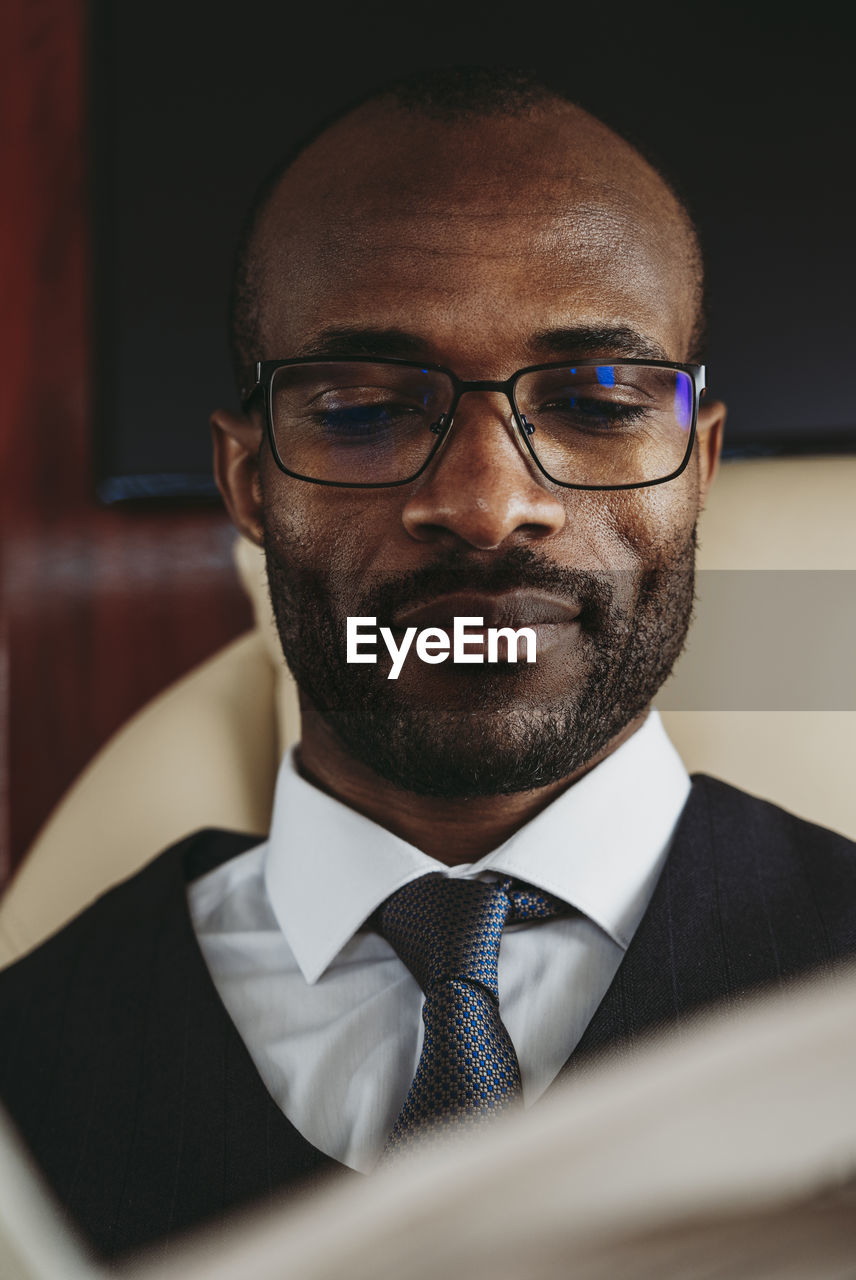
1;455;854;967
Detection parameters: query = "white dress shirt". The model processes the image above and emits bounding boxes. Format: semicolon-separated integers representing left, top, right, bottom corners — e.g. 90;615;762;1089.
189;710;690;1173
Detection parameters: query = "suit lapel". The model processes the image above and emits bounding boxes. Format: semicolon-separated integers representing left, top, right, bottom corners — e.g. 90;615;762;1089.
556;775;730;1077
555;773;845;1084
108;827;344;1249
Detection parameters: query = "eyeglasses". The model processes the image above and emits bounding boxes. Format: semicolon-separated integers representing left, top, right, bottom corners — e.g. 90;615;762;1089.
242;356;706;490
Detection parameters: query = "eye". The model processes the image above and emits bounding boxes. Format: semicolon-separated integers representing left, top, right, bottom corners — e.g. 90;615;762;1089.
535;393;650;432
310;397;426;439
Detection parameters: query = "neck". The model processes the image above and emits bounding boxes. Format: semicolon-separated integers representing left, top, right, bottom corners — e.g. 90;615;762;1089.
295;702;649;865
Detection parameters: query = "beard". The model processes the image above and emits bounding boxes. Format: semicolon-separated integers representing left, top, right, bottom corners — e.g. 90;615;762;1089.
263;530;696;799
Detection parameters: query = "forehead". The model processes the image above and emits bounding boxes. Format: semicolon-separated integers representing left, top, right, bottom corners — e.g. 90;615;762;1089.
254;107;698;365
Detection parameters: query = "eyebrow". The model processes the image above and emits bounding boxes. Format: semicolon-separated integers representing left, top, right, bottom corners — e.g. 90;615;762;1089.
294;328;428;359
293;324;670;364
529;326;670;362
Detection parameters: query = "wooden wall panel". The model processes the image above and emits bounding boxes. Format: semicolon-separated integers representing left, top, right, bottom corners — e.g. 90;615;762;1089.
0;2;252;885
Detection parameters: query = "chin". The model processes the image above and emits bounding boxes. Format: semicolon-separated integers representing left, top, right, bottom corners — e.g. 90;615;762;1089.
320;693;622;800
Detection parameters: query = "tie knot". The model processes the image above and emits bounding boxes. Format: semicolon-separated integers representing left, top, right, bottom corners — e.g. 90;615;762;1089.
378;874;507;997
377;873;567;998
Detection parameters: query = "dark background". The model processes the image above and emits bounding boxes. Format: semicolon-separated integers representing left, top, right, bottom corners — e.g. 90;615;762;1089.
95;1;856;500
2;0;853;880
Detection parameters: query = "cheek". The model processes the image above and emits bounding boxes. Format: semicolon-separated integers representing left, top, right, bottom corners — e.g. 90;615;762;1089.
586;464;700;568
260;463;398;593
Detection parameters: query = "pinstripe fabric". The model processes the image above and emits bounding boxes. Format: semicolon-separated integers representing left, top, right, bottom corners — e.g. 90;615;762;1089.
1;777;855;1260
562;779;855;1075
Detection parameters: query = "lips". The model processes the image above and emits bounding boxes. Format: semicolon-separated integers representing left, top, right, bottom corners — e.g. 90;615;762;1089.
391;590;582;632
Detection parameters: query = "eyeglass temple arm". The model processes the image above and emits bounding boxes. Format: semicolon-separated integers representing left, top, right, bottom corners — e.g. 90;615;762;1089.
240;361;264;410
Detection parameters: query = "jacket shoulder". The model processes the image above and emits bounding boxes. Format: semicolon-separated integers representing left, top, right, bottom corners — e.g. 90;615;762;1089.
686;773;856;952
0;827;262;1000
690;773;856;855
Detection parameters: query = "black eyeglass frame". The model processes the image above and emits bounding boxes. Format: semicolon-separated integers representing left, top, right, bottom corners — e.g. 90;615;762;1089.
242;356;707;491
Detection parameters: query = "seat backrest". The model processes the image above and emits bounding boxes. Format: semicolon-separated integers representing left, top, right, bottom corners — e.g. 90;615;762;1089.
660;454;855;846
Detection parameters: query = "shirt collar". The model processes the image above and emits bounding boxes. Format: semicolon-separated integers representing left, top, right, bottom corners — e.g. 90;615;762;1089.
264;711;689;984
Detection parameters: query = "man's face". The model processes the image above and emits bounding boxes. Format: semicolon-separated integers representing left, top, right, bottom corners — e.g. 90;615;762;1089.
216;105;722;798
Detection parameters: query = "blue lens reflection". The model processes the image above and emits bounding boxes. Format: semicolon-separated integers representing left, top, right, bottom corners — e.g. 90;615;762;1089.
596;366;615;387
674;375;692;430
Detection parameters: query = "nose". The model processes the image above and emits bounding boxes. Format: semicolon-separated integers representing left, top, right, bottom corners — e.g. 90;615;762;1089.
401;392;567;550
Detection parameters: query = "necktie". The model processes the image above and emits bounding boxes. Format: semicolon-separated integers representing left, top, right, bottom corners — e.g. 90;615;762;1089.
376;872;567;1155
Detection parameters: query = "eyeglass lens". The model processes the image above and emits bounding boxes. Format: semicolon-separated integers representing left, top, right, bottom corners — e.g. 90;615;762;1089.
269;362;694;486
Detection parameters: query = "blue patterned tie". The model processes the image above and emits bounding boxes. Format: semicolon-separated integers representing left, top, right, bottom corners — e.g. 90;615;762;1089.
377;872;567;1155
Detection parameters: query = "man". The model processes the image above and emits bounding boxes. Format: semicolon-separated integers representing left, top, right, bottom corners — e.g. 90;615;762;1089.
1;68;854;1260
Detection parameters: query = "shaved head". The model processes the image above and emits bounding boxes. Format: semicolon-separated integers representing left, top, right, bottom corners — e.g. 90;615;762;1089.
228;68;705;393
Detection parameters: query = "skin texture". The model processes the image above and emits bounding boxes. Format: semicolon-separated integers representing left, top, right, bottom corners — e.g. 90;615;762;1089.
213;100;725;864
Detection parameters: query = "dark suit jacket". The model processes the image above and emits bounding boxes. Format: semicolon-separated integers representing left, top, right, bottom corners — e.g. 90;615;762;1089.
1;775;854;1260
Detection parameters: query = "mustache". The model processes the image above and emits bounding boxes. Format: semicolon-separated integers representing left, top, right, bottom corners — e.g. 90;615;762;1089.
361;546;616;626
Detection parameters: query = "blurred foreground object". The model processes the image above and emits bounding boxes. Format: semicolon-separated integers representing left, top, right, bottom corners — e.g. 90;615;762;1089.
138;962;854;1278
3;963;855;1280
1;454;855;966
0;1108;96;1280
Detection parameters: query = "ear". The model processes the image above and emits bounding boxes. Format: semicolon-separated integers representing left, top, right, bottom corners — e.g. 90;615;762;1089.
211;408;265;545
695;397;726;507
